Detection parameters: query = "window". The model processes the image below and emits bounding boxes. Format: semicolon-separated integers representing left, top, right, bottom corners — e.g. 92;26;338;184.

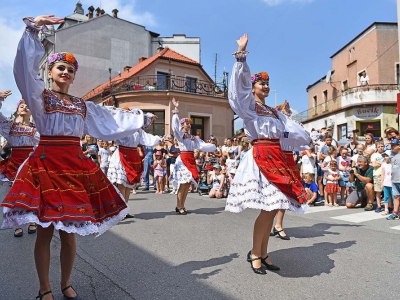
337;123;347;140
186;77;197;93
190;116;204;139
313;96;317;115
323;90;328;111
396;64;400;85
343;80;348;91
157;72;169;90
144;111;165;136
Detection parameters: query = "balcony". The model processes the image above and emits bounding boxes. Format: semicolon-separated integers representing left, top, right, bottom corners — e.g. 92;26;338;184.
101;75;228;99
293;84;400;123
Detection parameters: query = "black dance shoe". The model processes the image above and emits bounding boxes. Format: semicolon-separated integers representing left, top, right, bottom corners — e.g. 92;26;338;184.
36;290;53;299
271;227;290;240
14;228;23;238
62;285;80;300
246;251;266;275
261;255;280;271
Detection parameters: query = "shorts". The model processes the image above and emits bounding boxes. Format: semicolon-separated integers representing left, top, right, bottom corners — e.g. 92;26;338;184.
338;174;350;187
346;189;367;205
383;186;394;204
392;182;400;197
317;164;324;177
373;175;382;192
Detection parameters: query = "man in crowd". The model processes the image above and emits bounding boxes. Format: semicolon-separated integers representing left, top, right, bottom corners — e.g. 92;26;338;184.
346;155;374;210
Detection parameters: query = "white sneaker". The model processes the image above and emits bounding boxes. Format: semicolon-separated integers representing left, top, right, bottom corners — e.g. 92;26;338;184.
170;190;175;194
174;190;178;194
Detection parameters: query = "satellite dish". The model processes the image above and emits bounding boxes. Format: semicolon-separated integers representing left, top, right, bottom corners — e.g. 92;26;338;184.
325;70;332;83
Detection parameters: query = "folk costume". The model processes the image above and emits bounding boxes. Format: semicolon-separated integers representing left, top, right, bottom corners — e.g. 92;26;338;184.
169;112;216;188
107;129;161;189
226;52;313;214
1;18;153;236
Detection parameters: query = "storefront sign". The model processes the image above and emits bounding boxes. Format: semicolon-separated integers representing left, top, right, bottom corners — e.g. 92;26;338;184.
353;106;382;120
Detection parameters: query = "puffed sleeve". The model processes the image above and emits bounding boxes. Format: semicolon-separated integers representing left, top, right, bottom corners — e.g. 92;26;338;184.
171;110;184;141
0;97;13;139
194;137;217;152
278;112;313;150
228;53;257;121
13;17;46;123
83;103;146;140
138;129;162;147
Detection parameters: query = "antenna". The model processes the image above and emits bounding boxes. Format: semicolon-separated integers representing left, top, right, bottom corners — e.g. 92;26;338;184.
214;53;217;83
325;70;332;83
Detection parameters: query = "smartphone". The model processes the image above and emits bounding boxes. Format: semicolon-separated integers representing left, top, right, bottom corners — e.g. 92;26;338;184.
352;129;360;133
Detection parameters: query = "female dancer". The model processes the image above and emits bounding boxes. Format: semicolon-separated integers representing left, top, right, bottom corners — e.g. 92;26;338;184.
1;15;155;300
226;34;312;275
108;126;161;216
0;93;40;237
170;98;216;214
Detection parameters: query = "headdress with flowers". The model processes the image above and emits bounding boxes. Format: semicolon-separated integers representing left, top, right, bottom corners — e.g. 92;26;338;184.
180;117;192;124
16;99;26;109
251;72;269;84
47;52;79;71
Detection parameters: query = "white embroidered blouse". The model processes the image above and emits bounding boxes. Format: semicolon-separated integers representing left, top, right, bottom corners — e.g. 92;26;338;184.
0;98;40;147
229;53;312;150
13;18;151;141
171;111;216;152
115;129;161;148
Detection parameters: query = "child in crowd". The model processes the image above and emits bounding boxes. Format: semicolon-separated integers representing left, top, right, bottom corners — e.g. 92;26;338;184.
303;173;319;206
351;144;366;167
226;150;237;175
370;141;385;212
300;148;316;178
381;153;394;215
207;164;225;198
324;160;341;207
239;139;250;163
153;151;166;194
387;138;400;220
321;146;338;202
98;141;111;175
204;158;214;171
219;156;228;176
337;148;352;203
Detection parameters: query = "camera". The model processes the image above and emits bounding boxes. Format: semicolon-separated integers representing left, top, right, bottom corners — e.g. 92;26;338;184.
352;129;360;133
349;169;355;174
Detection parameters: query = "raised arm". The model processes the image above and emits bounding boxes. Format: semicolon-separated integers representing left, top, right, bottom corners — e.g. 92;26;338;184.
138;129;162;147
0;94;14;138
228;34;257;121
171;98;184;141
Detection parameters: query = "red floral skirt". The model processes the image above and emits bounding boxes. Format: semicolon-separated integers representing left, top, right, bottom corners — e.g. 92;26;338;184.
1;136;127;224
282;150;302;180
0;146;33;181
180;151;199;182
118;146;143;184
325;183;340;194
253;140;307;204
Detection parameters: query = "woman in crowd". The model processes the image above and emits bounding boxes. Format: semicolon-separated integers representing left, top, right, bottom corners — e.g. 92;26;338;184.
0;92;40;238
108;125;161;217
1;15;155;300
346;131;359;157
226;34;312;275
364;133;376;156
170;98;216;215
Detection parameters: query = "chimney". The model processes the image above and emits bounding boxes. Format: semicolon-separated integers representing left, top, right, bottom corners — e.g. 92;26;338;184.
112;9;119;18
100;9;105;15
95;7;101;17
138;57;147;63
87;6;94;19
123;66;132;73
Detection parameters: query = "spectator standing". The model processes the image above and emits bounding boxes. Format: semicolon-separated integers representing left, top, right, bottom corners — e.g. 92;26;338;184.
324;161;341;207
346;130;359;156
346;156;374;210
98;141;110;175
153;151;166;194
153;140;168;190
381;153;394;215
337;148;352;202
387;138;400;220
232;137;240;157
226;150;237;174
300;148;316;179
360;71;369;86
370;141;385;212
364;133;376;156
142;145;154;190
351;144;366;167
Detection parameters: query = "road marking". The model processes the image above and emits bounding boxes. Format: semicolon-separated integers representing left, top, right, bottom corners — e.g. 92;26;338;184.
331;211;386;223
305;206;347;214
390;225;400;230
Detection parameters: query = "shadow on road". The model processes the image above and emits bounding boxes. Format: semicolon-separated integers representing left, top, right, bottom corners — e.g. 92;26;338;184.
134;206;225;220
285;223;363;239
270;240;356;278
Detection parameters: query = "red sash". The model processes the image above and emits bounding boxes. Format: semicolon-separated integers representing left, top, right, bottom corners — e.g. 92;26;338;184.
253;140;307;204
118;146;143;184
180;151;199;182
0;146;33;181
282;150;301;180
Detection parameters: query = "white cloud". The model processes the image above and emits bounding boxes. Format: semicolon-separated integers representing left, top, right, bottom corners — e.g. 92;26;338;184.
263;0;314;6
0;17;25;117
80;0;157;28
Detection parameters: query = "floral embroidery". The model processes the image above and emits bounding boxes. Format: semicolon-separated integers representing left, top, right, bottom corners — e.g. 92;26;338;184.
9;122;36;137
43;89;87;119
183;133;196;141
255;102;279;119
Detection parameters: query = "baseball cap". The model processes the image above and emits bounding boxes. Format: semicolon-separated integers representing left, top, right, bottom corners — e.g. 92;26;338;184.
230;168;236;174
228;150;234;154
213;164;222;169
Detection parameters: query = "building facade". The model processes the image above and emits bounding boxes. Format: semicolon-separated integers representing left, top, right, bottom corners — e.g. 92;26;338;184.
39;2;201;98
83;48;233;143
294;22;399;140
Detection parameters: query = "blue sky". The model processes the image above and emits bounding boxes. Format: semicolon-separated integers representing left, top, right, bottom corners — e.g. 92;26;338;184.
0;0;397;119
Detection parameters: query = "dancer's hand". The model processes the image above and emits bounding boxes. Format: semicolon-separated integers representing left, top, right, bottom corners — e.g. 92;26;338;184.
172;97;179;109
0;90;12;99
34;15;65;27
236;34;248;52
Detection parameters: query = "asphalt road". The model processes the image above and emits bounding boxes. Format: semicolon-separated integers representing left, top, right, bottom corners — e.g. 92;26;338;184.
1;188;400;300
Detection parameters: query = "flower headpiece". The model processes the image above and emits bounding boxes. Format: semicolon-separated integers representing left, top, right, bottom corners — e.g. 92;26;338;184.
180;117;192;124
16;99;26;109
47;52;79;71
251;72;269;84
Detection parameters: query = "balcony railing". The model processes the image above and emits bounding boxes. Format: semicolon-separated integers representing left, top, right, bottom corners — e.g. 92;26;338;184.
292;84;400;123
102;75;228;98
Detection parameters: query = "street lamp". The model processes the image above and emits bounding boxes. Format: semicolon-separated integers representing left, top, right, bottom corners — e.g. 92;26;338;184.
270;90;278;107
